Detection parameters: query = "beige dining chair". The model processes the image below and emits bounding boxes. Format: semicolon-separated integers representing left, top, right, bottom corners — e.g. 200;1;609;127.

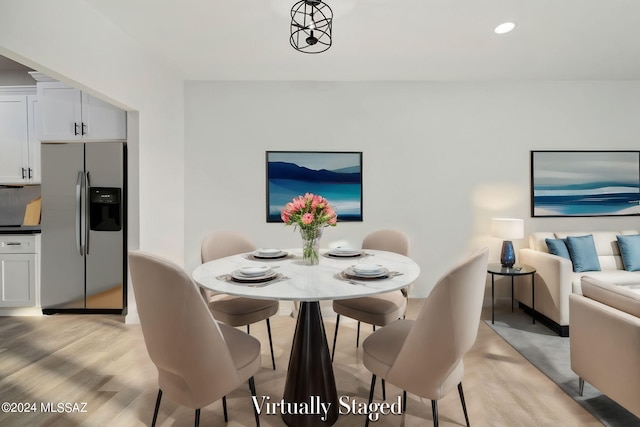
362;247;489;427
331;229;410;361
129;251;261;427
200;231;278;370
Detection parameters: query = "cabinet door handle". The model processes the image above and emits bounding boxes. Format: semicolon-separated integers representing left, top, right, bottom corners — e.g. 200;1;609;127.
81;122;87;135
74;122;80;135
28;168;33;179
22;168;26;179
4;242;22;246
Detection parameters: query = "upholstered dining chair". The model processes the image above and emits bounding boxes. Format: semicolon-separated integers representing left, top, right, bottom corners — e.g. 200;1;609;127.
362;247;489;427
200;231;278;370
128;251;261;427
331;229;410;361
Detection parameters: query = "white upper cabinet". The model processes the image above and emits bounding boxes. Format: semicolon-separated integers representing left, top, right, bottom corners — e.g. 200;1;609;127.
37;81;126;142
27;95;40;183
0;88;39;184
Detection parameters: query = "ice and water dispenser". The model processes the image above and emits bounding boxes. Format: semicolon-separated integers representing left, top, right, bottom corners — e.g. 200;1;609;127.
90;187;122;231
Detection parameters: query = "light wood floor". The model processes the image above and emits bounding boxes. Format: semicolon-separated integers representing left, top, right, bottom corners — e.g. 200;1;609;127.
0;300;601;427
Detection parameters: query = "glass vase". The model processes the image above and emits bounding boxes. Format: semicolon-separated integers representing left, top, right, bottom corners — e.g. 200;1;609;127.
300;227;323;265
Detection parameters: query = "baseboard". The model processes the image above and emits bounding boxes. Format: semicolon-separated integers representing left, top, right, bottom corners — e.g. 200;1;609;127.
42;308;125;315
0;307;43;316
518;302;570;337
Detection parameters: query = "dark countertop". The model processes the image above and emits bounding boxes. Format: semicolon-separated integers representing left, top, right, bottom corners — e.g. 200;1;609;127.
0;226;41;234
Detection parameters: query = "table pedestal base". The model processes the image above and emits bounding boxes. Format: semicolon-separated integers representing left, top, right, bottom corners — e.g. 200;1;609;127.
283;301;339;427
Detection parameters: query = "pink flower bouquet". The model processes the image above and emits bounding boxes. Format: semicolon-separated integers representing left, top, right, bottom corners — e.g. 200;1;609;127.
281;193;337;230
281;193;337;264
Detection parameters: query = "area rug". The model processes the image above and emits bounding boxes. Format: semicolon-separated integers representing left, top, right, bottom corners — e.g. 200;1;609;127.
486;309;640;427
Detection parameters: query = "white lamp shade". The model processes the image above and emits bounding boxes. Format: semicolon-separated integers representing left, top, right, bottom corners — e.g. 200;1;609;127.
491;218;524;240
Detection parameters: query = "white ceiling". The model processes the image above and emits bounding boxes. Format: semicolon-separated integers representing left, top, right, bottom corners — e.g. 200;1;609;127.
6;1;640;82
81;0;640;81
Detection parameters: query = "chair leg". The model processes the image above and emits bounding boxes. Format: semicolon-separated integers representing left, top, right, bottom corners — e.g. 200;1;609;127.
222;396;228;422
578;377;584;396
356;321;361;347
249;376;260;427
151;389;162;427
194;408;200;427
432;400;439;427
266;318;276;370
381;379;386;400
331;314;341;362
365;374;376;427
458;382;470;427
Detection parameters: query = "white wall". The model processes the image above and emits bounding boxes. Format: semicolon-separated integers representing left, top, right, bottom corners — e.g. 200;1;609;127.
184;81;640;296
0;0;185;322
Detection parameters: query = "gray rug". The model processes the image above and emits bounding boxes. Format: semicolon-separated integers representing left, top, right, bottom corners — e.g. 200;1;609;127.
486;308;640;427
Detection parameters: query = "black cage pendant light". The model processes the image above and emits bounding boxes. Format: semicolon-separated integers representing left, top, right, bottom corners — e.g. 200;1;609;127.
290;0;333;54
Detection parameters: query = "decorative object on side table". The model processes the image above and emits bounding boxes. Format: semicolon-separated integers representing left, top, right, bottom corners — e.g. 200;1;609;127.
281;193;337;265
491;218;524;268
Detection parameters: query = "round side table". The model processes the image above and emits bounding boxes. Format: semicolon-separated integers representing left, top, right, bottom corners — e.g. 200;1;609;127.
487;263;536;324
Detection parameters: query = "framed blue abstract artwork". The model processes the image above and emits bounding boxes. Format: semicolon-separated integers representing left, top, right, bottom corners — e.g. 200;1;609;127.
531;151;640;217
266;151;363;222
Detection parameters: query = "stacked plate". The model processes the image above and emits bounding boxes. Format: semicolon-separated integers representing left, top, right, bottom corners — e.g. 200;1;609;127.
231;266;277;283
343;263;389;279
327;246;363;258
252;248;288;259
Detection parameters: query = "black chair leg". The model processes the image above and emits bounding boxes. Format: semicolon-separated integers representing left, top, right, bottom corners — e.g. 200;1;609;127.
432;400;439;427
458;382;470;427
222;396;228;422
194;408;200;427
151;389;162;427
365;374;376;427
249;376;260;427
381;379;386;400
331;314;341;361
266;318;276;370
578;377;584;396
356;321;361;347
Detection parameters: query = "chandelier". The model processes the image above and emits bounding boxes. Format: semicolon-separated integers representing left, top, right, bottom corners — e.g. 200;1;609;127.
290;0;333;54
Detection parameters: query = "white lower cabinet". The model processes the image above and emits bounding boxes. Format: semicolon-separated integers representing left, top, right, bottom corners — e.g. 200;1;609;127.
0;235;39;308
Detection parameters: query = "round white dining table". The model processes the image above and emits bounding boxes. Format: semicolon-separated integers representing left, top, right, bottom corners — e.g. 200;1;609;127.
192;248;420;427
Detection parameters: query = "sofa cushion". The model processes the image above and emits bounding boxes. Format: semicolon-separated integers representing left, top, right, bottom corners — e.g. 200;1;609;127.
566;235;601;273
616;234;640;272
545;238;570;259
571;271;640;294
581;277;640;318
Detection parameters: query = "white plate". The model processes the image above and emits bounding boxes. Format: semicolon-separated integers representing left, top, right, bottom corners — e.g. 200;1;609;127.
328;247;363;257
231;268;277;282
237;266;272;277
353;263;384;276
252;249;287;259
344;265;389;279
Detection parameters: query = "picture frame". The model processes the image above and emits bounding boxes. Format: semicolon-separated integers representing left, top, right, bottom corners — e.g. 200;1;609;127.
266;151;363;222
531;150;640;217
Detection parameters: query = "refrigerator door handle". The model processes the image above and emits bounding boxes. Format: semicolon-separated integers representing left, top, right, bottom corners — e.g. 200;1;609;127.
85;172;91;255
75;171;84;256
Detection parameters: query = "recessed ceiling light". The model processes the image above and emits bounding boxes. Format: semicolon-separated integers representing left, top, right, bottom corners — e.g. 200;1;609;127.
494;22;516;34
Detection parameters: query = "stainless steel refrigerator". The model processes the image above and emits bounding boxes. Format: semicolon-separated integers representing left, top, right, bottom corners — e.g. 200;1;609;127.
41;142;126;314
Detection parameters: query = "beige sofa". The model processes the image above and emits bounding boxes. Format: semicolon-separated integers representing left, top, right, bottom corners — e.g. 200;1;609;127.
570;277;640;418
516;231;640;336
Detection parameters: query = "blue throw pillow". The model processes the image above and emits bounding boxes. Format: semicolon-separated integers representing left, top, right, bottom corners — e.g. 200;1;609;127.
545;238;571;260
566;235;601;273
616;234;640;272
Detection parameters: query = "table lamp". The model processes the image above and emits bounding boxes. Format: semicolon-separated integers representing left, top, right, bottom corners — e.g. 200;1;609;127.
491;218;524;268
